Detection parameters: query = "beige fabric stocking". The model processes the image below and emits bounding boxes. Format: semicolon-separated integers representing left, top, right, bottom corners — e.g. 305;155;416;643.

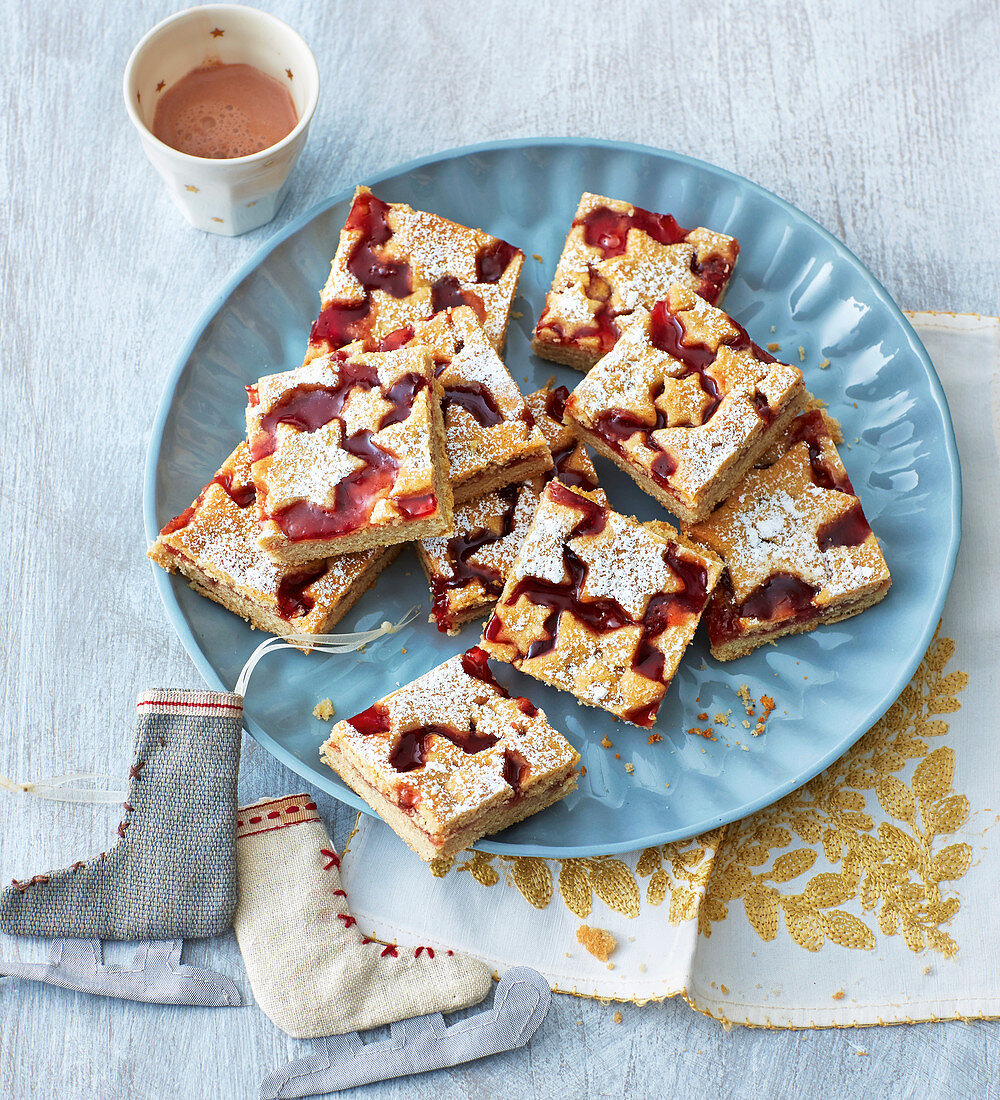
233;795;492;1038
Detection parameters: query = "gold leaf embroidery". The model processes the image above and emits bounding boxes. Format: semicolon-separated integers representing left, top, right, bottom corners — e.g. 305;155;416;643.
429;855;454;877
701;631;971;957
509;856;552;908
636;847;661;877
558;859;594;918
743;886;780;941
913;746;955;802
769;850;817;883
928;844;972;882
820;909;875;950
647;868;670;906
591;859;641;918
464;851;499;887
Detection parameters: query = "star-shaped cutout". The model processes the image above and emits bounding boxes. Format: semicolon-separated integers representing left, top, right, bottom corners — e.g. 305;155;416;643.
155;80;166;92
210;27;224;37
267;421;365;511
690;442;856;600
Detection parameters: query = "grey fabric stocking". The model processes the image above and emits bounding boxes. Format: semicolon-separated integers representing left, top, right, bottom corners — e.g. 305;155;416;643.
0;690;243;940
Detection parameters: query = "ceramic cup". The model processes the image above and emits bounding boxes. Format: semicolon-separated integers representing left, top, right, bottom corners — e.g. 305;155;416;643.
123;5;319;236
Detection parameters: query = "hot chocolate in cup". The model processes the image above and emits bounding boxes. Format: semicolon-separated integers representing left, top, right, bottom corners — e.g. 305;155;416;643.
123;5;319;237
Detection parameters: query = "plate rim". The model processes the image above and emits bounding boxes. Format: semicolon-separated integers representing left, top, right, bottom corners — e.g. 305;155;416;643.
143;135;963;857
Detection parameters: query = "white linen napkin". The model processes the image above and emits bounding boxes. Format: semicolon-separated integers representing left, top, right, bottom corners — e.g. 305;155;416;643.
341;313;1000;1026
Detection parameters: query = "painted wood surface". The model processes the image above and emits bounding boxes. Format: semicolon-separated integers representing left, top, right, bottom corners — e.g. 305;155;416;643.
1;1;997;1096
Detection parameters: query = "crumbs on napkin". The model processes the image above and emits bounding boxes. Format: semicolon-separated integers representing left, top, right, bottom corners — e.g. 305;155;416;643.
576;925;616;962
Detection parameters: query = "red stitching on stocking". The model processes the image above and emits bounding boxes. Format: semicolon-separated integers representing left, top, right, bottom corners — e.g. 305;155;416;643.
158;737;166;746
414;946;435;959
447;950;454;956
336;913;357;928
123;803;134;814
361;937;373;945
117;822;129;838
266;811;281;819
249;816;262;824
129;762;144;779
332;889;346;897
285;805;300;813
70;861;86;872
380;945;399;958
12;879;28;893
321;849;340;870
138;698;242;712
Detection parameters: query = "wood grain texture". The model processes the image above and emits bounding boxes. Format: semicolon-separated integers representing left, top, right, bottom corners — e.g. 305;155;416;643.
1;0;998;1096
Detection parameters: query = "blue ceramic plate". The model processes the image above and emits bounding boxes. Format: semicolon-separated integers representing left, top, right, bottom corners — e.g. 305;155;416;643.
145;138;960;857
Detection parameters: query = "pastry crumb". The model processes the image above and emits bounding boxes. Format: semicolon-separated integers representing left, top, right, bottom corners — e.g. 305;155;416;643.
576;924;617;962
601;736;613;749
737;684;753;709
532;253;543;263
401;646;407;654
606;962;615;970
767;342;781;352
770;325;776;333
510;309;523;319
580;765;587;776
720;984;730;995
832;990;845;1000
697;711;709;721
313;698;335;721
648;733;662;745
714;710;731;726
798;346;806;362
625;762;635;774
819;358;831;369
688;727;716;740
742;720;751;729
613;1010;623;1023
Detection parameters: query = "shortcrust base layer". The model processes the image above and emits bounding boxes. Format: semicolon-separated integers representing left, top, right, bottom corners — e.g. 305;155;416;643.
260;507;451;566
530;336;601;373
709;581;892;661
149;543;399;652
452;452;553;506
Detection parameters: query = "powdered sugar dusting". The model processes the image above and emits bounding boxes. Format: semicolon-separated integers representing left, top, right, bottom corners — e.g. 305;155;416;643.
574;512;670;618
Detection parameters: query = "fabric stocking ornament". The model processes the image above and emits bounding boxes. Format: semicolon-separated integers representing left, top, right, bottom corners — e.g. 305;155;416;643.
233;794;493;1038
0;690;242;940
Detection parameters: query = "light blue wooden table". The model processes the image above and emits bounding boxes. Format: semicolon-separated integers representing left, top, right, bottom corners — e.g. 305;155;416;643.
2;2;997;1096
